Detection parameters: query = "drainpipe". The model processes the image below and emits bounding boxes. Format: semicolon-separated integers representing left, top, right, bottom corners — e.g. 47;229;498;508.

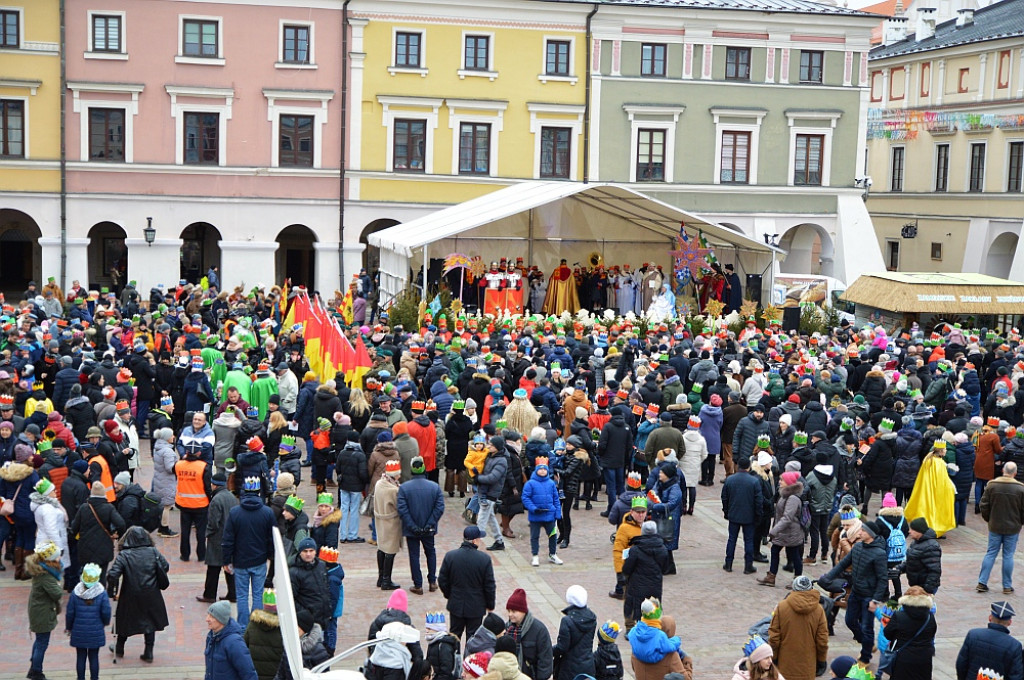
582;4;598;184
59;0;67;292
339;0;352;291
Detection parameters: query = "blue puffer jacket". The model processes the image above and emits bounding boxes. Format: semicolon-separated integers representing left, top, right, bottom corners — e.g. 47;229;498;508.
205;619;258;680
961;369;982;397
521;471;562;523
626;620;683;664
952;441;976;497
649;476;683;551
892;427;924;489
956;623;1024;680
66;582;111;649
295;380;320;438
430;381;454;418
635;419;657;452
698;405;723;455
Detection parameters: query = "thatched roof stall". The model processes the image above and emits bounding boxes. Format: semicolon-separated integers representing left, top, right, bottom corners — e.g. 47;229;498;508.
840;272;1024;328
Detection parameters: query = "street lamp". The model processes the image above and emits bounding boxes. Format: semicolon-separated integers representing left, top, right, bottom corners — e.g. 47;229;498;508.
143;217;155;246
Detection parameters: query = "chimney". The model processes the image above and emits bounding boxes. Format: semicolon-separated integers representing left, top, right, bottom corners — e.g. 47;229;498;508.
883;16;910;45
916;7;937;40
956;7;975;26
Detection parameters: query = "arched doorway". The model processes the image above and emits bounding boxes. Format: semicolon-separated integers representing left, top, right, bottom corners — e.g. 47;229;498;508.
180;222;223;286
778;223;834;276
276;224;317;289
360;218;400;274
0;209;42;293
87;221;128;292
985;232;1019;279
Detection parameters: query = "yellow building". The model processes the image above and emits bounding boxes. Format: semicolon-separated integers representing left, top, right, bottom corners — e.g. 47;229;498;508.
0;0;61;286
347;0;588;267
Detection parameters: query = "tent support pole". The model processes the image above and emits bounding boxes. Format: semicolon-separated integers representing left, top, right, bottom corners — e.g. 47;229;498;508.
528;209;534;266
769;250;775;307
422;243;428;306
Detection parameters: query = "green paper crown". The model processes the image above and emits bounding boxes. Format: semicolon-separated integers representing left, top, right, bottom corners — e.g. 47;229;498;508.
263;589;277;607
284;495;305;513
36;440;52;453
794;431;808;445
317;492;334;505
631;496;649;509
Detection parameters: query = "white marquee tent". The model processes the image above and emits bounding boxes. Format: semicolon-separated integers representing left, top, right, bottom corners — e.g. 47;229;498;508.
367;181;784;304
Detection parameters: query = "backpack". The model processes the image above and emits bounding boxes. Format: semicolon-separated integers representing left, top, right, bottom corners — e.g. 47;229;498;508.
878;515;907;563
139;490;163;532
799;499;812;530
427;633;462;680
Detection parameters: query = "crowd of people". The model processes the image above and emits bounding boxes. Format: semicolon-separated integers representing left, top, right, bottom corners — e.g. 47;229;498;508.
3;277;1024;680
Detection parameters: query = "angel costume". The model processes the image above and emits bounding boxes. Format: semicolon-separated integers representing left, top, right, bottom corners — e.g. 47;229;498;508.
645;284;676;321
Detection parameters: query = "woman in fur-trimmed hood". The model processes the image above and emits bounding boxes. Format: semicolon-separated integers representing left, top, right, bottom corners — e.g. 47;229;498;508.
878;586;937;680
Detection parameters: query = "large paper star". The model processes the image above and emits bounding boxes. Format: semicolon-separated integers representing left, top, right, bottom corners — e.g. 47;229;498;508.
669;235;711;278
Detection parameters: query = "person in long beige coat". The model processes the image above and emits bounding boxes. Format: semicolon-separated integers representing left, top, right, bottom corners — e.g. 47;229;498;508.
373;461;403;590
767;575;828;680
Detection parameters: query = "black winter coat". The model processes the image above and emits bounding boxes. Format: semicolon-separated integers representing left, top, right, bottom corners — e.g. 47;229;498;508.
438;542;496;618
597;415;633;469
861;432;897;491
622;533;669;622
60;469;91;520
511;612;554;680
797;401;828;434
444;413;473;471
289;557;332;628
905;529;942;593
956;623;1024;680
70;496;126;566
553;606;596;680
106;526;170;636
721;471;764;525
335;442;368;493
825;538;889;600
952;442;976;498
883;604;936;680
312;390;342;423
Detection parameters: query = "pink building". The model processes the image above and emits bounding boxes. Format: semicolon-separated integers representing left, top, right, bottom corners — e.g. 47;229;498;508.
61;0;351;293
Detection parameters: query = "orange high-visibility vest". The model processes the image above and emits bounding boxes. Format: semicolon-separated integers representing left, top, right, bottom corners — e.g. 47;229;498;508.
90;454;115;502
175;459;209;509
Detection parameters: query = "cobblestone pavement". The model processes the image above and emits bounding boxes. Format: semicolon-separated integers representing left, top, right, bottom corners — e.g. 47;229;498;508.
0;450;1008;678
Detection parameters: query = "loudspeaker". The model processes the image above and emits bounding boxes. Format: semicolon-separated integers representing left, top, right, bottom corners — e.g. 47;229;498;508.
782;307;802;333
745;274;763;306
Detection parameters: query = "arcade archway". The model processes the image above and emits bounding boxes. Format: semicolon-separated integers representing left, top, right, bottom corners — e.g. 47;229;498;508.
180;222;223;285
276;224;317;289
87;221;128;292
0;209;42;293
778;223;834;277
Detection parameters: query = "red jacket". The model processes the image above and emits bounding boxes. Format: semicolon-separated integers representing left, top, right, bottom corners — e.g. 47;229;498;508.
407;416;437;471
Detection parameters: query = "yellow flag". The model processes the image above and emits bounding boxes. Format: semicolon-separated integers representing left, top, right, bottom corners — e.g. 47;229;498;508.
340;290;354;324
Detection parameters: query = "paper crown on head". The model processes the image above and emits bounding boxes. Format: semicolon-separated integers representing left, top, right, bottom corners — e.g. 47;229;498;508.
318;546;339;563
756;434;771;449
385;459;402;476
534;456;549;469
845;665;876;680
879;418;895;433
640;597;662;620
160;396;173;406
840;508;859;522
0;394;13;407
626;471;642;488
599;620;621;642
553;437;566;451
280;435;296;450
81;563;102;584
452;400;466;410
246;436;264;452
34;478;55;496
317;492;334;505
115;399;130;412
246;406;259;418
688;416;701;429
36;439;52;453
631;496;649;510
35;541;59;562
743;635;771;660
793;431;808;445
472;433;487;446
284;495;305;513
933;440;947;450
242;476;261;492
411;400;426;411
988;416;1001;427
263;589;278;611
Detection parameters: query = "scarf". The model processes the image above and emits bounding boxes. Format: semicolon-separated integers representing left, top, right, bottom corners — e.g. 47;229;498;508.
506;622;521;644
108;430;124;444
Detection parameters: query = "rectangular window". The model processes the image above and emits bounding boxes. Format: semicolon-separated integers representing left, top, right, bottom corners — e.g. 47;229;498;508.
0;99;24;157
931;242;943;260
540;126;571;179
640;43;666;77
0;10;17;49
545;40;570;76
279;114;313;167
182;19;218;57
720;131;751;184
935;143;949;192
282;25;310;64
794;134;824;186
458;122;490;175
725;47;751;81
393;119;425;172
958;67;970;93
183;112;219;165
88;108;125;161
91;14;121;52
887;240;900;271
891;147;905;192
799;51;824;83
969;143;986;192
395;32;421;68
636;128;665;182
464;35;489;71
1008;141;1024;193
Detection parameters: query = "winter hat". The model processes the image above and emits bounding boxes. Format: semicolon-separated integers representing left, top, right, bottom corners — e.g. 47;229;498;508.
910;517;929;533
463;651;492;679
659;462;677;478
393;421;408;436
72;459;88;474
34;478;55;497
14;443;32;463
103;420;120;436
211;472;228;487
506;588;528;613
778;414;792;427
599;621;621;643
784;460;801;472
296;609;315;635
830;656;857;679
208;601;233;625
791;575;813;591
35;541;60;562
814;451;830;465
297;537;317;553
756;451;773;468
575;407;588;420
780;471;800;486
641;520;657;536
787;393;801;404
277;472;295;489
114;471;131;487
90;481;106;497
377;430;394;443
566;585;588;608
495;635;517;655
640;597;662;621
81;563;102;585
710;394;723;407
882;492;898;508
743;635;773;664
483;612;505;635
388;588;409;613
411;456;426;475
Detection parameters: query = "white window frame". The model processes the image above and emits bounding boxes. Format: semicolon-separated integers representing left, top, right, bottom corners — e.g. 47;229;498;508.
378;96;441;174
0;6;24;50
1007;138;1024;193
967;140;987;192
711;107;765;185
166;85;233;165
458;31;497;81
785;111;841;187
447;98;506;177
527;103;584;179
0;94;29;158
68;81;143;162
176;14;224;66
85;10;127;60
277;19;315;70
539;36;577;85
623;104;685;183
389;28;427;77
890;145;905;192
264;89;333;169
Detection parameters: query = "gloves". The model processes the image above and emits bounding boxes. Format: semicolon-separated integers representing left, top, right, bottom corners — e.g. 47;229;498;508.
815;661;827;677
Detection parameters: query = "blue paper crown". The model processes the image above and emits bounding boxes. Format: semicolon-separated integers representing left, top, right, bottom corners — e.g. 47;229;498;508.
472;433;487;445
554;437;566;451
840;509;858;521
247;406;259;417
743;635;768;658
242;476;261;491
160;396;173;406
